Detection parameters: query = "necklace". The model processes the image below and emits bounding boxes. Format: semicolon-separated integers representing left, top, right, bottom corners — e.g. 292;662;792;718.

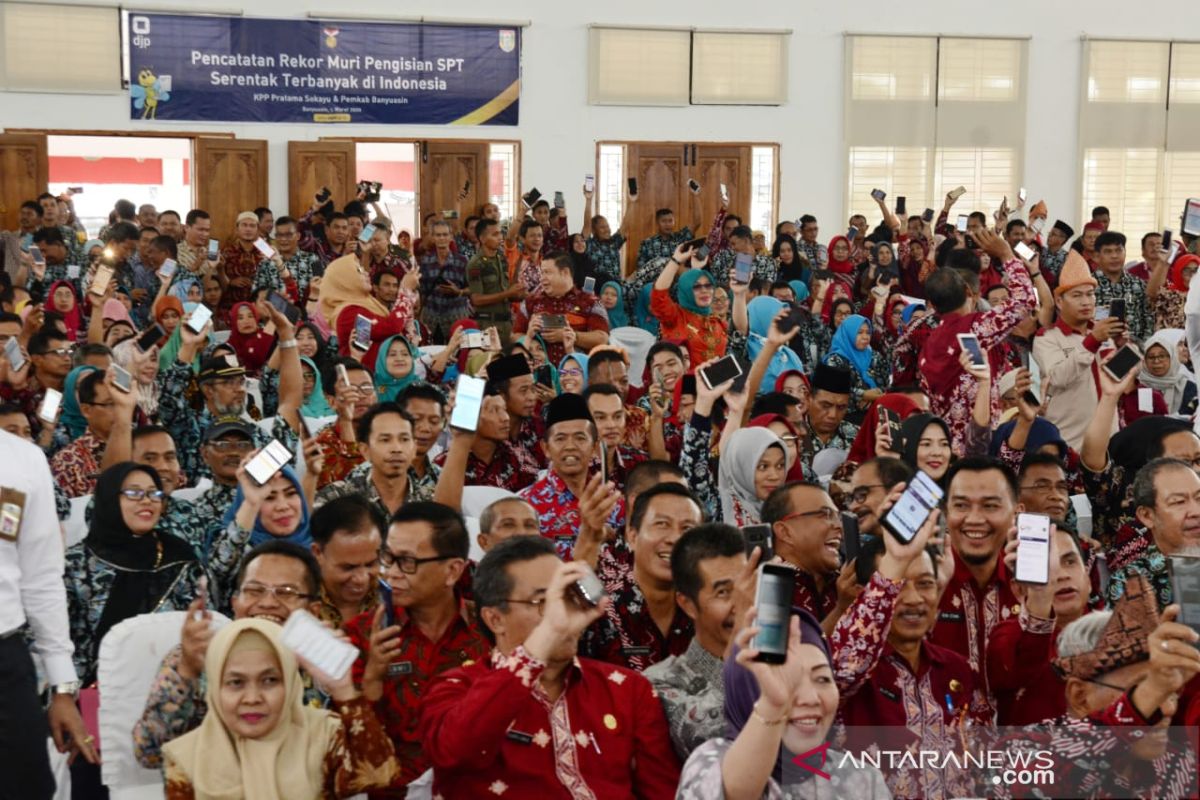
153;535;163;569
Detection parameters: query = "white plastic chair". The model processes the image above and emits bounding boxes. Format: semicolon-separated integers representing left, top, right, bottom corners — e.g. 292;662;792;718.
609;327;656;387
97;610;230;799
460;486;518;518
244;377;263;417
171;478;212;504
65;494;91;549
464;516;484;563
1070;493;1094;539
811;448;849;487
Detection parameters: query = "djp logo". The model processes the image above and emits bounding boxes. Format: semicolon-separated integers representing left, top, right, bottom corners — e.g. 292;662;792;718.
131;15;151;49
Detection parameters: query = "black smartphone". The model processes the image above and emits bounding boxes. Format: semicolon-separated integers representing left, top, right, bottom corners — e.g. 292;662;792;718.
627;177;638;196
134;324;165;353
841;512;860;566
316;186;332;203
687;178;701;194
267;291;301;325
378;580;396;628
871;188;887;202
895;196;907;216
696;243;710;261
523;187;542;208
1168;555;1200;640
684;237;706;251
553;191;565;209
1163;229;1173;252
699;354;743;390
541;314;567;329
1109;298;1126;322
881;471;944;544
811;268;834;282
534;364;555;388
1102;345;1142;382
922;208;935;223
742;524;774;561
881;407;901;445
775;304;806;335
752;564;796;664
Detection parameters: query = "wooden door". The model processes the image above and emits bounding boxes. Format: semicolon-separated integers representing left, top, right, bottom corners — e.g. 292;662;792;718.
623;142;692;274
418;140;490;229
692;144;753;237
288;140;356;219
194;138;268;242
0;133;48;232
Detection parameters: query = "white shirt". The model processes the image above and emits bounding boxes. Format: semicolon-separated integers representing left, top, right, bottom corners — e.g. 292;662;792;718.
0;430;77;685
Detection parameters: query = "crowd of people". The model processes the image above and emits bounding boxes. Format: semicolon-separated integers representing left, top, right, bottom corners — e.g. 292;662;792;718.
2;179;1200;800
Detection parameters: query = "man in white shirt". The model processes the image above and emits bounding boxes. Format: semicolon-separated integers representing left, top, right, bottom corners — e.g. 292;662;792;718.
0;430;96;796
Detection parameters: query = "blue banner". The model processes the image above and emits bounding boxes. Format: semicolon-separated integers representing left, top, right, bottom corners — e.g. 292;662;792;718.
125;13;520;125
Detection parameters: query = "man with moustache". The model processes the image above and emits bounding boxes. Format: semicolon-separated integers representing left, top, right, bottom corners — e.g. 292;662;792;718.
761;482;847;634
847;456;913;540
315;403;419;521
1017;453;1071;521
397;383;446;500
310;494;384;628
476;497;540;552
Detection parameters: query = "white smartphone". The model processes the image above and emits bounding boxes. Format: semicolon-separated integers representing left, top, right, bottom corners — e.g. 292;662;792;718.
38;388;63;422
244;439;293;486
1015;512;1052;585
449;375;486;432
585;174;595;194
1018;187;1027;205
111;364;133;393
352;315;372;351
881;470;944;544
30;246;45;266
4;337;26;373
253;238;276;259
582;276;596;294
280;609;358;681
358;223;376;244
157;258;177;280
90;265;114;297
957;333;986;368
956;214;969;232
186;303;213;334
336;363;350;388
1014;241;1037;262
462;331;486;350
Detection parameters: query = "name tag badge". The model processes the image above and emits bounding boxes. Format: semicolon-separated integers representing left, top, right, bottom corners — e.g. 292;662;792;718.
0;488;27;542
878;686;900;703
621;646;653;656
938;611;964;624
506;729;534;745
386;661;414;677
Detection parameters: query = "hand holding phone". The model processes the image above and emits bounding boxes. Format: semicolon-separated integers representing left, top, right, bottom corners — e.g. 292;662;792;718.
4;338;27;374
244;440;293;486
957;333;986;368
280;609;359;681
751;564;796;663
882;471;944;544
449;375;486;431
1014;513;1052;585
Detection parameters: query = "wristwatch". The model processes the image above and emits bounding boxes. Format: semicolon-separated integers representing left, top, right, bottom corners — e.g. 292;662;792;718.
278;339;298;350
52;681;80;697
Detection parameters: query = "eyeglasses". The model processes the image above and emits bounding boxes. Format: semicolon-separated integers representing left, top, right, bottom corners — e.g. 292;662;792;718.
207;439;255;453
779;507;842;526
504;597;547;616
119;488;165;502
236;582;314;604
344;382;375;394
1145;352;1171;363
1020;480;1070;495
560;368;583;378
848;484;885;504
42;346;74;357
379;546;455;574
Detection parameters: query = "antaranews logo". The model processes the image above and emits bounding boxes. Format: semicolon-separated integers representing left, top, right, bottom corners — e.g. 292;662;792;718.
131;16;152;49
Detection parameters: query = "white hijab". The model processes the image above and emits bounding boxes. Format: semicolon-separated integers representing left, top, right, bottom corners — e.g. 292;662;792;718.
1139;329;1195;416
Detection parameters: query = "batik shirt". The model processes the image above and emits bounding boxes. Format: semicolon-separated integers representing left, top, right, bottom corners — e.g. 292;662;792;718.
636;228;694;268
519;470;624;560
1107;540;1173;611
189;483;237;535
515;287;610;366
345;605;489;795
707;249;777;287
251;249;320;303
644;638;726;761
679;740;890;800
585;234;626;282
453;232;477;262
297;209;355;267
314;460;436;523
49;429;105;498
511;414;547;471
580;549;693;672
437;439;539;492
799;418;860;466
1095;269;1153;343
217;243;264;312
824;351;891;413
128;253;161;327
622;256;671;321
317;582;378;630
678;415;720;522
417;249;471;327
313;422;365;488
797;239;829;269
791;565;840;622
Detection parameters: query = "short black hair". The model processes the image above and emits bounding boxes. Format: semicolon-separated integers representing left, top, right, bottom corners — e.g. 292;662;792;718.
799;214;817;226
327;211;348;225
750;391;800;419
185;209;210;226
730;224;753;240
587;348;626;376
32;227;65;247
108;222;140;244
519;219;541;239
770;280;795;294
1017;451;1066;484
671;523;745;603
761;481;821;525
945;247;981;274
861;456;913;490
475;217;498;239
343;201;368;221
583;383;623;405
1095;231;1126;251
115;199;137;220
311;494;386;547
158;209;181;223
625;460;685;501
254;207;272;219
371;269;399;287
647;341;684;367
924;268;968;314
1005;219;1026;235
131;424;173;447
139;226;159;239
1142;231;1161;247
1091;206;1110;218
473;535;558;643
398;383;447;416
234;540;322;597
21;200;42;216
274;215;297;229
149;235;177;258
389;501;470;560
943;455;1019;504
655;208;675;221
78;370;106;405
1132;457;1194;511
630;483;702;531
322;357;369;396
355;401;413;443
0;311;21;326
968;211;987;227
29;328;67;356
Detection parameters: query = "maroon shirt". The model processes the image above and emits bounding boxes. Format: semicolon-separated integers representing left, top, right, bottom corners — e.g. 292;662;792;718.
987;609;1066;726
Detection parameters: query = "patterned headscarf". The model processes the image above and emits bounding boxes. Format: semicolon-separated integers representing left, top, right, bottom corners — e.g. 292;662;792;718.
1053;574;1158;681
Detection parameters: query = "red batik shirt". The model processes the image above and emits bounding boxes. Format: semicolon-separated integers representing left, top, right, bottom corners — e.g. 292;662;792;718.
437;439;540;493
218;242;263;313
313;421;365;488
986;607;1066;726
420;647;681;800
514;288;610;366
345;605;489;798
790;564;840;622
49;429;105;498
519;470;624;561
511;413;547;472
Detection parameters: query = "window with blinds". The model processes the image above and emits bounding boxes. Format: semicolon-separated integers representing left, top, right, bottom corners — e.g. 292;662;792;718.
588;27;691;106
938;38;1022;102
1;2;121;92
1081;148;1161;235
934;148;1016;218
1163;151;1200;230
1086;40;1169;103
849;36;935;100
691;32;788;105
846;147;930;221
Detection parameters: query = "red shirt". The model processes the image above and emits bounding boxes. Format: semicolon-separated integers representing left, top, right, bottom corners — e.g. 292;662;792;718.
420;647;681;799
334;290;416;368
345;604;489;797
513;287;610;366
987;609;1066;726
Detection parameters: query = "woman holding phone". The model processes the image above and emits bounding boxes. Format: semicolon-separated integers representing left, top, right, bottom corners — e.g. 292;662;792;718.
652;243;740;365
320;255;418;367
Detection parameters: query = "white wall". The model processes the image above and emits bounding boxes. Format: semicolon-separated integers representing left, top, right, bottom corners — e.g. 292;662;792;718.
0;0;1189;229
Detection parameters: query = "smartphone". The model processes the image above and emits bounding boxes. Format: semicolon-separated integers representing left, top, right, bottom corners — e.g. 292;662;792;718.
1162;229;1173;252
871;188;887;202
462;331;486;350
67;264;81;280
352;314;372;351
534;364;555;388
541;314;567;329
734;252;753;284
111;364;133;393
335;363;350;389
1015;512;1052;585
585;174;595;193
1030;217;1045;234
742;524;774;561
895;195;907;215
90;264;114;297
1184;198;1200;238
582;276;596;294
1024;356;1042;407
4;338;26;373
378;580;397;628
207;238;219;261
684;237;706;251
918;208;933;224
696;243;710;261
134;324;165;353
245;440;293;486
279;609;358;681
957;333;986;368
267;291;301;325
571;566;608;607
1093;306;1110;321
627;177;638;196
157;258;177;280
653;367;670;408
599;441;607;487
1101;345;1142;382
699;354;743;390
1109;298;1126;322
1014;241;1037;262
449;374;485;431
687;178;701;194
252;238;275;259
553;191;565;209
441;209;460;220
316;186;332;203
841;512;860;566
30;246;44;266
956;214;969;232
186;303;213;334
1168;555;1200;640
771;307;805;336
752;564;796;663
881;406;901;445
881;470;944;544
523;187;542;208
812;268;834;282
38;388;63;422
949;185;967;201
358;223;376;244
847;226;860;241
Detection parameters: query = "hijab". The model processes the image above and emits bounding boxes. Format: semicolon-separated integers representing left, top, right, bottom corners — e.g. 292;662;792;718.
746;296;806;395
299;356;335;418
170;278;199;303
226;302;274;374
1139;329;1195;415
1168;254;1200;293
676;269;713;316
882;294;908;337
824;314;877;388
748;414;804;482
989;417;1068;461
47;280;83;340
848;393;923;464
773;369;809;395
601;281;630;327
900;302;926;330
668;374;697;427
827;235;854;275
161;618;344;800
718;427;786;525
103;298;134;330
61;365;100;439
154;295;184;327
447;318;481;375
788;280;810;303
374;334;422;403
220;466;312;550
634;284;660;335
898;414;951;475
320;254;388;329
112;339;160;418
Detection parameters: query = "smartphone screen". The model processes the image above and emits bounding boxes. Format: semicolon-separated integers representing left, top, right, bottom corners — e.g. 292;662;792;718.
582;276;596;294
1014;241;1036;261
157;258;177;279
358;224;376;244
378;580;397;628
881;407;901;444
752;564;796;663
956;215;969;232
4;337;26;373
1103;345;1142;382
1169;555;1200;639
895;195;907;215
1184;198;1200;238
541;314;567;329
449;375;485;431
699;355;743;390
39;388;63;421
91;265;114;296
1025;356;1042;406
741;524;773;561
1015;513;1052;585
957;333;986;368
186;303;213;333
871;188;886;202
352;315;372;350
882;471;944;544
1163;229;1174;252
245;440;293;486
554;191;565;208
111;364;133;393
207;239;219;260
268;291;301;324
253;238;275;259
462;331;485;350
1018;188;1027;205
734;252;753;284
30;246;45;265
585;174;595;193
